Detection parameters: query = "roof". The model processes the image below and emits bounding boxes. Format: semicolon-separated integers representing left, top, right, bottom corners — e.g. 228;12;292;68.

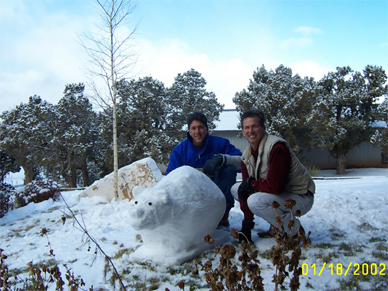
372;120;387;128
214;110;387;130
214;109;240;131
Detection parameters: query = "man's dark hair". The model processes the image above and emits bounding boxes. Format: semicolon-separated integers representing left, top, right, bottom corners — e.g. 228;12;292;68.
241;109;266;127
187;112;208;129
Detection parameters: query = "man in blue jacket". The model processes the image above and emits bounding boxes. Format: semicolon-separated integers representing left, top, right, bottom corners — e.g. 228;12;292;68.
166;112;242;228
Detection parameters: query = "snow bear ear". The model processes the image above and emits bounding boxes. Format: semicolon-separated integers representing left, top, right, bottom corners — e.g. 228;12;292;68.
132;186;146;199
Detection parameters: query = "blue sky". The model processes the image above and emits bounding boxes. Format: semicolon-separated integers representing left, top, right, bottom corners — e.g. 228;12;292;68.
0;0;387;111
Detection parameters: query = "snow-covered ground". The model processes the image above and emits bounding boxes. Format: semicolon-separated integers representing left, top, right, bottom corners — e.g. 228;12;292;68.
1;167;387;291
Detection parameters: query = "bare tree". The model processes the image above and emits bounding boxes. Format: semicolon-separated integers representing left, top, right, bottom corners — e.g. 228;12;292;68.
79;0;139;198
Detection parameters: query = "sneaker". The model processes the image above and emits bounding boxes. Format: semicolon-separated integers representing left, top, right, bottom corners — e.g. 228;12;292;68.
257;225;279;238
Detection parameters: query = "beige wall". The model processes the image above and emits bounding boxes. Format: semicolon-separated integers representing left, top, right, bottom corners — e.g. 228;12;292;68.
211;130;249;153
213;130;387;169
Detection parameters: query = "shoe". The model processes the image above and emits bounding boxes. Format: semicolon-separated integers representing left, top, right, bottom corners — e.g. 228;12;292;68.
217;211;230;230
239;220;254;243
257;225;279;238
293;225;305;243
288;225;306;248
297;225;305;237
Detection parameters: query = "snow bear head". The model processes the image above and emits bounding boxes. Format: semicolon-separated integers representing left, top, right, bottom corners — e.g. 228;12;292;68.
128;186;170;230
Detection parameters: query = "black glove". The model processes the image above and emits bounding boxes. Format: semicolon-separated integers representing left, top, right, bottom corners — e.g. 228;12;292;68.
238;177;255;202
239;219;254;243
203;154;224;178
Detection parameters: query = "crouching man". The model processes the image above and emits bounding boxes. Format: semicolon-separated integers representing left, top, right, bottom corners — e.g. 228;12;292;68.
166;112;242;228
231;109;315;242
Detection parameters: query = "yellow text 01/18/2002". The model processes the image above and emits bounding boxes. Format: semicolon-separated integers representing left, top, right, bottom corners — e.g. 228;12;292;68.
301;262;386;277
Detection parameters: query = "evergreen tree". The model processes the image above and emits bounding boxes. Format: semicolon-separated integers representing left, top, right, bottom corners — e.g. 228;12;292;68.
90;111;111;177
113;77;177;166
371;97;388;158
167;68;224;139
49;83;101;187
233;64;317;157
0;96;56;184
0;148;20;182
307;65;387;174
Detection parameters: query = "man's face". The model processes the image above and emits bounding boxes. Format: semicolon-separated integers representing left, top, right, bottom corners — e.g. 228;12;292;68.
188;120;208;147
242;116;266;150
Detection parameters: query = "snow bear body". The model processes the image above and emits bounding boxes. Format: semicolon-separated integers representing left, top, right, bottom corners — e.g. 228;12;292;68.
128;165;230;265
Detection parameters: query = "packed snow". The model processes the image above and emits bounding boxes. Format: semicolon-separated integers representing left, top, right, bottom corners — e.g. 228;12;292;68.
1;167;387;290
128;165;230;265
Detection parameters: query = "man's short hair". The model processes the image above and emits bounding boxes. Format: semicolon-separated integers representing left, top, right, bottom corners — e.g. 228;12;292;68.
241;109;266;127
187;112;208;129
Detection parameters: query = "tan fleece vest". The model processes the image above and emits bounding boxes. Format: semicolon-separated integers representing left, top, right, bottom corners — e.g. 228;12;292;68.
241;134;315;195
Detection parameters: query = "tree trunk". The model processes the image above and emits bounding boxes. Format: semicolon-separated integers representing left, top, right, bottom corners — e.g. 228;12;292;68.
81;158;90;187
111;19;118;199
60;161;77;188
22;163;34;185
113;93;118;198
336;153;347;175
61;169;73;188
70;165;77;188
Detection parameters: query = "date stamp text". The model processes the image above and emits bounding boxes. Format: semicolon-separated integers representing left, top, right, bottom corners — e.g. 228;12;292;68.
301;262;386;277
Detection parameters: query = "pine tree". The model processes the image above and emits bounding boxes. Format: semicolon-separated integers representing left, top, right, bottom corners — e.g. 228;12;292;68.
371;97;388;158
0;149;20;182
114;76;177;166
49;83;100;187
307;65;387;174
167;68;224;139
233;64;317;157
0;96;56;184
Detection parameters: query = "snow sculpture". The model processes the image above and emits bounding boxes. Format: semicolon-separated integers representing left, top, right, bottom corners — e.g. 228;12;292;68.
128;165;231;265
78;157;163;201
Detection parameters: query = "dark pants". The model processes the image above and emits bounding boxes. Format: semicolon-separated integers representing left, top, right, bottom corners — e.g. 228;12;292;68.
213;165;237;213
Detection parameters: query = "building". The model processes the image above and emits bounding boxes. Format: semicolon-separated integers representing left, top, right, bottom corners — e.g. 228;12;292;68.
212;109;248;153
212;109;387;169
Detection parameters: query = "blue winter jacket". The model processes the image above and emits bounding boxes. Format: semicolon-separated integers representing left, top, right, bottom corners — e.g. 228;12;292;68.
165;133;242;175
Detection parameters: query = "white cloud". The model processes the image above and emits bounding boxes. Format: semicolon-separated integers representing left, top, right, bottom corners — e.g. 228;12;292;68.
137;38;207;86
0;0;23;21
290;61;332;80
280;37;313;50
0;9;88;110
294;26;323;36
11;13;85;79
279;26;322;51
136;38;254;108
0;4;333;113
0;69;68;111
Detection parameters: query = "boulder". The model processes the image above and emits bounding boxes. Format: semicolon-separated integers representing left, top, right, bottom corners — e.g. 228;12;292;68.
78;157;163;201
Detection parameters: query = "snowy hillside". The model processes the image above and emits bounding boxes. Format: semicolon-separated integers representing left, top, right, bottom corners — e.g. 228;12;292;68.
1;168;387;291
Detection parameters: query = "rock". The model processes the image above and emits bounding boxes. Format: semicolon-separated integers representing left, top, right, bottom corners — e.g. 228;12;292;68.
128;165;231;265
78;157;163;201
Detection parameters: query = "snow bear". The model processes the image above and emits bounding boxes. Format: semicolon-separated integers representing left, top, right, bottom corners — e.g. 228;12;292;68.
128;165;231;265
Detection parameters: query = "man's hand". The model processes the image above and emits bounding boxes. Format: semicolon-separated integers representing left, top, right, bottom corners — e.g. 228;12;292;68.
238;177;255;201
203;154;224;178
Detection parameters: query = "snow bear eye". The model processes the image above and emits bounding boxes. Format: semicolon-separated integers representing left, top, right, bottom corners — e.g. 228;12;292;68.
135;201;138;204
148;202;152;206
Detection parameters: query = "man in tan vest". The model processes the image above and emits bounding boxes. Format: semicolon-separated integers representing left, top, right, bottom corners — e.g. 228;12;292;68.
231;109;315;243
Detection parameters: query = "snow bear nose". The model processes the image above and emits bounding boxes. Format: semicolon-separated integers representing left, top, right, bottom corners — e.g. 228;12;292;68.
130;207;145;219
